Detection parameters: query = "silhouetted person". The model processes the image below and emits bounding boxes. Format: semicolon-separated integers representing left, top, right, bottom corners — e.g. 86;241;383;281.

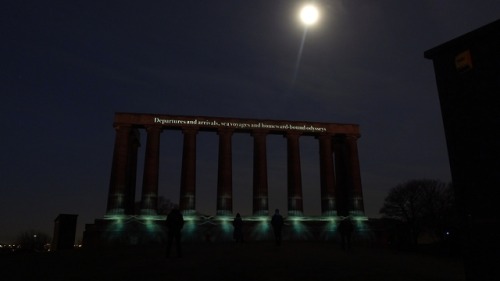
232;213;244;243
165;207;184;258
271;209;284;246
338;217;354;250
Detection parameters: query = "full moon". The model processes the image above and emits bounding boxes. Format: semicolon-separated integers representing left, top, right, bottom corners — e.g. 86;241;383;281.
299;5;319;25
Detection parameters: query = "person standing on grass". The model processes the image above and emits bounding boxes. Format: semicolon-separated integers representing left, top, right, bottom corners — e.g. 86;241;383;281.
165;207;184;258
271;209;284;246
232;213;244;243
338;217;354;250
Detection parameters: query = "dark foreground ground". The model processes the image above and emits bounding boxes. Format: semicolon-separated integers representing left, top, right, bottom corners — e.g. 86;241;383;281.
1;241;465;281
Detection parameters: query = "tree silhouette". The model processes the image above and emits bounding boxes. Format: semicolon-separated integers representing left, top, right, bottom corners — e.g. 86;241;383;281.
380;179;455;245
157;196;175;215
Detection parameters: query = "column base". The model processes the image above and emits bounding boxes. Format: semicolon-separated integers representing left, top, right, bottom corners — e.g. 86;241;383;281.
252;210;269;216
321;210;338;217
83;215;379;247
181;209;196;216
140;209;158;216
216;210;233;216
105;209;125;216
349;210;366;217
287;210;304;217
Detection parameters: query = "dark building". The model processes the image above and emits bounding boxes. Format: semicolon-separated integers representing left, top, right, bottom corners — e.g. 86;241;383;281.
51;214;78;251
424;19;500;280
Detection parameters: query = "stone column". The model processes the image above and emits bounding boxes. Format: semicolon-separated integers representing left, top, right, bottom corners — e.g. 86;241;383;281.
216;128;233;216
346;134;365;216
106;124;132;215
179;127;198;215
252;130;269;216
125;129;140;215
140;125;162;215
333;135;349;216
285;132;303;216
333;134;365;217
318;133;336;216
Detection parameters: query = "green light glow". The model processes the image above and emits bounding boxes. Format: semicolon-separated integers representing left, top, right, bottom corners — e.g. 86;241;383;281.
243;216;269;222
250;219;271;240
95;214;370;244
353;216;369;222
183;215;198;222
288;219;312;240
103;214;126;220
219;218;233;234
143;217;158;233
353;216;370;242
217;216;233;222
182;209;196;216
319;219;338;240
184;219;197;234
105;216;125;236
182;219;198;240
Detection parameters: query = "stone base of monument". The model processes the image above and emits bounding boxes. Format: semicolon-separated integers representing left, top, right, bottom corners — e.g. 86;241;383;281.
82;215;371;248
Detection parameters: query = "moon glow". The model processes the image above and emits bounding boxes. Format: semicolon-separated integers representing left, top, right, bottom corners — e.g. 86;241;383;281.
299;5;319;26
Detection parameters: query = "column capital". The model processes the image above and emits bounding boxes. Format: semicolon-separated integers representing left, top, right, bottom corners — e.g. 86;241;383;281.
182;127;199;134
284;131;302;138
333;133;360;142
145;124;163;133
217;128;234;136
251;129;269;137
346;134;361;140
315;132;333;140
113;123;132;131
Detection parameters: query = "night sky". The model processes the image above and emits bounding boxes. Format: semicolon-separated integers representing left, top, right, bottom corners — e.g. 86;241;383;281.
2;1;500;244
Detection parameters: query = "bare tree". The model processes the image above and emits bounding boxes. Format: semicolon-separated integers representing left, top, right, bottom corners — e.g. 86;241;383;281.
157;196;175;215
380;179;454;245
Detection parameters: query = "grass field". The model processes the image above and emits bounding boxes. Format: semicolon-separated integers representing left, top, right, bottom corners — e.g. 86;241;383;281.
1;241;465;281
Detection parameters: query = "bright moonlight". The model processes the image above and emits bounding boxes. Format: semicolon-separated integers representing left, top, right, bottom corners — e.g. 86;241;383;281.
300;5;319;25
